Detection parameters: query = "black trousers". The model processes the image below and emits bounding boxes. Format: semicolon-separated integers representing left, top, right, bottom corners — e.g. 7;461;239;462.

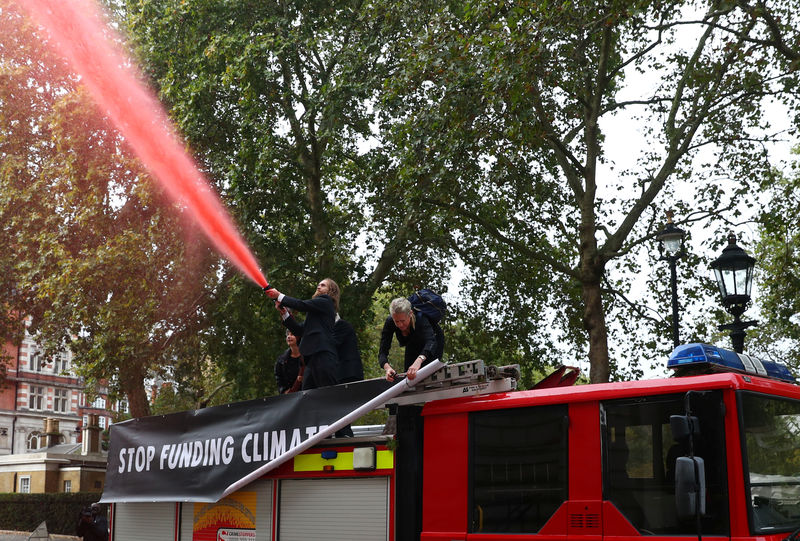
301;350;338;390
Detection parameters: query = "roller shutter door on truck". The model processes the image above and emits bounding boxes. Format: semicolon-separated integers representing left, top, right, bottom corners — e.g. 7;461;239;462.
113;502;176;541
278;477;389;541
179;479;273;541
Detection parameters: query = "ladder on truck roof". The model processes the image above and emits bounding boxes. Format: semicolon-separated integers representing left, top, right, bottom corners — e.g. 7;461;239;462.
384;360;580;406
352;361;580;437
385;359;521;406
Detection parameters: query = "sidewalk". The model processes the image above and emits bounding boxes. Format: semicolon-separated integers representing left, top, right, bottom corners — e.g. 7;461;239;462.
0;532;78;541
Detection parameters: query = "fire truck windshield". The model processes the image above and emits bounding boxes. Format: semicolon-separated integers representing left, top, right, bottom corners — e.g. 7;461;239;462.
741;392;800;534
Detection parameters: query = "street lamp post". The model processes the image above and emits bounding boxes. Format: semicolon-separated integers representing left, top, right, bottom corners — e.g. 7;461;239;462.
656;211;686;348
710;233;757;353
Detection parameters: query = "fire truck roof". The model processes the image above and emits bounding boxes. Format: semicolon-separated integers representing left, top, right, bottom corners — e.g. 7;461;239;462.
422;346;798;416
667;343;795;383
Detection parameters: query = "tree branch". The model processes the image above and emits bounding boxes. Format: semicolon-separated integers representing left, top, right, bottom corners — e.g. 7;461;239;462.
425;198;579;279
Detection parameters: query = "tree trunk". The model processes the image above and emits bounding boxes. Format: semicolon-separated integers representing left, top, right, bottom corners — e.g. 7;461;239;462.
304;167;333;276
582;278;610;383
119;361;150;418
578;207;610;383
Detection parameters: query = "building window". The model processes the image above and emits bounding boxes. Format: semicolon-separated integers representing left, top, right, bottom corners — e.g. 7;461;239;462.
30;352;46;372
470;404;568;534
98;416;107;429
54;389;69;413
28;386;44;410
64;480;72;493
53;354;69;374
116;399;129;414
19;476;31;494
27;431;41;450
92;397;106;409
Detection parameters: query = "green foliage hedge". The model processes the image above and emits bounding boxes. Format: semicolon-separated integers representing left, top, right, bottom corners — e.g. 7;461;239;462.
0;492;104;535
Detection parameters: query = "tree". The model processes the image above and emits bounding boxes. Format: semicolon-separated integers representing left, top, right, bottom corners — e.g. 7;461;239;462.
745;0;800;370
150;358;235;414
0;2;219;417
0;2;72;366
7;0;796;414
119;0;454;395
375;0;800;381
752;150;800;370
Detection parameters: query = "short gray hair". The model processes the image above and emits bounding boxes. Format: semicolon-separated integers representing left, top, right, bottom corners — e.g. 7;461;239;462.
389;297;415;327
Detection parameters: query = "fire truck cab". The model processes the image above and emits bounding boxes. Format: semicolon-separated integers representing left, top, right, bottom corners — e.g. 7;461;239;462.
419;343;800;540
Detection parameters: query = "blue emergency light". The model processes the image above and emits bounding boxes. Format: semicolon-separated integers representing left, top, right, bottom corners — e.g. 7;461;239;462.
668;343;796;383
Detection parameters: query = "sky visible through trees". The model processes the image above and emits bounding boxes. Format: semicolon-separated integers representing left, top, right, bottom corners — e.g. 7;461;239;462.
1;0;799;415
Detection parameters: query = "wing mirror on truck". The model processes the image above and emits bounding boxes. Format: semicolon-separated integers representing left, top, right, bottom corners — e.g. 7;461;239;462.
669;414;699;442
674;454;706;519
670;412;706;521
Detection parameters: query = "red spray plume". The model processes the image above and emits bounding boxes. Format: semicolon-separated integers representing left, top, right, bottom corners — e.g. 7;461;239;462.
16;0;268;289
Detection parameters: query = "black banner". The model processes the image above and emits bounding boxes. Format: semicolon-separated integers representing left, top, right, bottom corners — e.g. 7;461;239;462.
101;379;393;503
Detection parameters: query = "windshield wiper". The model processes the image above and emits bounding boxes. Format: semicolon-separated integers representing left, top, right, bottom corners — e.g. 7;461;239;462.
782;525;800;541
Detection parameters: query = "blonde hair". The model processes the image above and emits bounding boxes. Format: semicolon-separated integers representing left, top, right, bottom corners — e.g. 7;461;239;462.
389;297;415;328
322;278;340;311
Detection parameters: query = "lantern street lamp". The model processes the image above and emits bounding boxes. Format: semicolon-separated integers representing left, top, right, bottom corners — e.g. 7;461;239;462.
710;233;757;353
656;211;686;348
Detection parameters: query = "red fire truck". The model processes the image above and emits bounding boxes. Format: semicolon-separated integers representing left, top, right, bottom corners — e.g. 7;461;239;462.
107;343;800;541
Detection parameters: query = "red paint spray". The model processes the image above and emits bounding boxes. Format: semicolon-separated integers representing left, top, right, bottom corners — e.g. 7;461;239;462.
16;0;269;289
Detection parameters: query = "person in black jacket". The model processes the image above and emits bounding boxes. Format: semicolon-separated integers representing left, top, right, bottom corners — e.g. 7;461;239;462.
76;503;108;541
280;302;364;385
274;330;304;394
334;316;364;384
266;279;339;390
332;315;363;437
379;297;439;381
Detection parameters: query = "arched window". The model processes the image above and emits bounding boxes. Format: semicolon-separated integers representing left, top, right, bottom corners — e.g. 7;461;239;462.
27;431;42;450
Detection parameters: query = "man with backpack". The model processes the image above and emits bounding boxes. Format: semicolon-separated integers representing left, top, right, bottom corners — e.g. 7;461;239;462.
379;290;445;381
408;289;445;363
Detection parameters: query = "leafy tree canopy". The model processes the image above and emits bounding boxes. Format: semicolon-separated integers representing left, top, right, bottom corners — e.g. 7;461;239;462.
752;148;800;370
119;0;454;397
4;0;800;421
0;2;219;417
373;0;800;380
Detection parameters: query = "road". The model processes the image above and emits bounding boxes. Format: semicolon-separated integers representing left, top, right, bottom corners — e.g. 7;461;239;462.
0;531;78;541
